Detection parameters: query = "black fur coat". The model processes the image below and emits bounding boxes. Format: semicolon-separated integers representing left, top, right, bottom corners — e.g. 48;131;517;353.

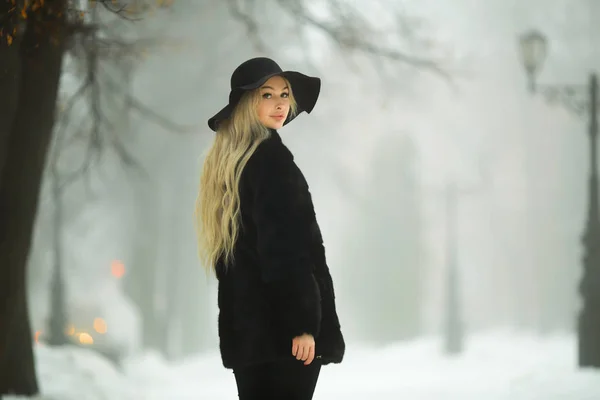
215;130;345;370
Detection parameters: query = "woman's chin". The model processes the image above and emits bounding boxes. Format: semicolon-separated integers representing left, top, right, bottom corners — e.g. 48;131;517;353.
265;121;284;130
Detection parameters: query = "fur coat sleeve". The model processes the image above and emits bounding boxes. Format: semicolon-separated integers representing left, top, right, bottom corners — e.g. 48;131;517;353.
244;137;322;339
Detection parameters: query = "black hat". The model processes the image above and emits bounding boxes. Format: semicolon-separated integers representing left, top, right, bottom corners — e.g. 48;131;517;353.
207;57;321;132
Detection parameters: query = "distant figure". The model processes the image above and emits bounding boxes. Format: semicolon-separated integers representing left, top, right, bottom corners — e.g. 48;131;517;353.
196;57;345;400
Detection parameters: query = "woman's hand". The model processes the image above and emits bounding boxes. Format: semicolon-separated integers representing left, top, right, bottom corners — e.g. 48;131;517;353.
292;333;315;365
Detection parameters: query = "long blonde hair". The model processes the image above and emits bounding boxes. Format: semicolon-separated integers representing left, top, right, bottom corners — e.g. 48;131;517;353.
195;78;297;274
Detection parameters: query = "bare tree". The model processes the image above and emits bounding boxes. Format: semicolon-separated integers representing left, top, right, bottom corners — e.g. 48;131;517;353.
0;0;176;394
0;0;69;394
340;133;426;343
226;0;451;80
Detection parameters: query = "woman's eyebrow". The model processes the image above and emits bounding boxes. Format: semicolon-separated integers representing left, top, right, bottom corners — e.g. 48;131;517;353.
260;85;289;90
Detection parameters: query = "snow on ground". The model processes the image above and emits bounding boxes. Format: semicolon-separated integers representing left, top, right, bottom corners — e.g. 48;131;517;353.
7;330;600;400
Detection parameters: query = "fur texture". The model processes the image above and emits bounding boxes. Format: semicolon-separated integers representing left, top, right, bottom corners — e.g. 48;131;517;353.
215;130;345;370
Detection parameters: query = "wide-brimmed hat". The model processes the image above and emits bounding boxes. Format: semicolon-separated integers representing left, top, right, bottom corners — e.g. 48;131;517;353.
207;57;321;132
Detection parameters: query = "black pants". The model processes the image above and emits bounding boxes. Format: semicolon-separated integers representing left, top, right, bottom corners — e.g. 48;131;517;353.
233;358;321;400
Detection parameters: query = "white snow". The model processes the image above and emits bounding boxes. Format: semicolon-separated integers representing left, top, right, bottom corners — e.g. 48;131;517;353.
6;330;600;399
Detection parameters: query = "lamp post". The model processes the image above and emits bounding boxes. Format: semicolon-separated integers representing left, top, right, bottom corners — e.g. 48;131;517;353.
518;29;600;368
444;181;463;355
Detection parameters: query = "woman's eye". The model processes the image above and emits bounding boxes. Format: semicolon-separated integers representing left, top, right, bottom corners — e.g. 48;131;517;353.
281;92;289;98
262;93;272;99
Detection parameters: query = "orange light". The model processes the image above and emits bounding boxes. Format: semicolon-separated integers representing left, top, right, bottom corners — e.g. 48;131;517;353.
78;332;94;345
34;330;42;344
111;260;125;278
65;324;75;336
93;318;107;334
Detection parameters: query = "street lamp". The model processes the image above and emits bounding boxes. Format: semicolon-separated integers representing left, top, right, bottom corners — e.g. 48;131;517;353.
518;30;548;92
518;29;600;368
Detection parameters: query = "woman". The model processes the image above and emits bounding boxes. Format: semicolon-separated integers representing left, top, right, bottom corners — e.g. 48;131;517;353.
196;57;345;399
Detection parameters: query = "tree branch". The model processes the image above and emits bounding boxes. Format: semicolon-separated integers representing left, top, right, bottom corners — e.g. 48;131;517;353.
225;0;266;52
100;69;199;133
98;0;143;21
222;0;452;81
274;0;452;81
49;0;183;193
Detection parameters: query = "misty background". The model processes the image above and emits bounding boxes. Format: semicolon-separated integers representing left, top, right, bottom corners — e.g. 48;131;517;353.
14;0;600;396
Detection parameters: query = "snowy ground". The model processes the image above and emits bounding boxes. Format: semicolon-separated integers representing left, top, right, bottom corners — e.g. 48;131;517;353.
8;330;600;400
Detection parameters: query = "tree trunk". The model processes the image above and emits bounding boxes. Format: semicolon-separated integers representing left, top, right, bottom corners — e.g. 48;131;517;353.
0;1;22;177
0;1;67;394
124;175;162;351
47;171;68;346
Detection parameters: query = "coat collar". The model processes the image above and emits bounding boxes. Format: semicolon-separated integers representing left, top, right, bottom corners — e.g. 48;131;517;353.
268;128;282;142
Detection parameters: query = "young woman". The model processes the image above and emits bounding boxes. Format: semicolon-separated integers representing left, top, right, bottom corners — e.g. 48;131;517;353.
196;57;345;399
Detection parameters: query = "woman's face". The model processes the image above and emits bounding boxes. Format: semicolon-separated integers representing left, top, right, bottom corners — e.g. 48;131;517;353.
256;76;290;129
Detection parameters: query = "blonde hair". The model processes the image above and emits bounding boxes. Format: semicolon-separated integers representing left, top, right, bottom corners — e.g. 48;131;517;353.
195;78;298;274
